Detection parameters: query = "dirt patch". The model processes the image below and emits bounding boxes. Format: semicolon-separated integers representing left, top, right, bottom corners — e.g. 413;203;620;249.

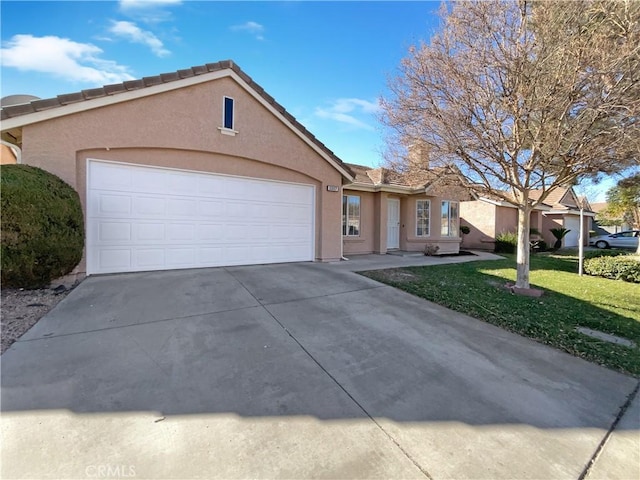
369;268;420;283
1;283;77;354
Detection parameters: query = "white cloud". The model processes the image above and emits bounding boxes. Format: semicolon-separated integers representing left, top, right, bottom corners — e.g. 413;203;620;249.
230;21;265;41
315;98;381;130
119;0;182;23
1;34;134;85
109;20;170;57
120;0;182;8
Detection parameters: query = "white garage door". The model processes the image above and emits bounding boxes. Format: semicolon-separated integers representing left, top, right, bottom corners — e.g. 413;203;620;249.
564;216;580;247
87;160;315;274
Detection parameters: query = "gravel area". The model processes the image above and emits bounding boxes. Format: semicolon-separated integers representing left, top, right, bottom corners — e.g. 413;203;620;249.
1;283;78;354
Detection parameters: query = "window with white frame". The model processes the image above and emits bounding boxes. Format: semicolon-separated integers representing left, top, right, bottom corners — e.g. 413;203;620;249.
342;195;360;236
441;201;459;236
416;199;430;236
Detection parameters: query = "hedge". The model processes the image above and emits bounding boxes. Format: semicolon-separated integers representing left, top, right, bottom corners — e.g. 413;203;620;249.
583;255;640;283
1;165;84;288
495;231;517;254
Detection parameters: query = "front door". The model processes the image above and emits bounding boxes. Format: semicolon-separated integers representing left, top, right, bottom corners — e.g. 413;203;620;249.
387;198;400;249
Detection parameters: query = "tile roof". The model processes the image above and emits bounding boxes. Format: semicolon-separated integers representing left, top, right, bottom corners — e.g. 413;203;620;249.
345;163;376;185
590;202;608;213
345;162;471;197
0;60;354;179
529;186;578;208
477;185;591;211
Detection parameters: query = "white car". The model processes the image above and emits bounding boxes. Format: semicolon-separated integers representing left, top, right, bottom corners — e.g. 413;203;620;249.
589;230;640;249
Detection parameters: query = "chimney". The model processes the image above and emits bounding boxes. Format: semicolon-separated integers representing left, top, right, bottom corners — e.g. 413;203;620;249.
407;141;429;171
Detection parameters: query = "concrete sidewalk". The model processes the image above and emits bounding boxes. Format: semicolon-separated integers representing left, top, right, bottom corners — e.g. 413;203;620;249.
2;255;638;479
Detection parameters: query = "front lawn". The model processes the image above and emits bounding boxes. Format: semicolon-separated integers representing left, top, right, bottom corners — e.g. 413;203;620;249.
362;252;640;376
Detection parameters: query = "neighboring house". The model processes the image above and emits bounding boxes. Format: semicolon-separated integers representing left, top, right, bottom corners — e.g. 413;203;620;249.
0;143;18;164
0;95;41;164
591;202;631;234
460;186;594;250
0;60;469;277
343;163;471;256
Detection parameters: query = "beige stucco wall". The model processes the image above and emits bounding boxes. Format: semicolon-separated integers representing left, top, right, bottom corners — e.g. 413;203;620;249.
460;200;498;250
340;191;464;256
342;190;376;255
400;195;461;255
20;77;344;273
461;201;549;250
495;206;518;237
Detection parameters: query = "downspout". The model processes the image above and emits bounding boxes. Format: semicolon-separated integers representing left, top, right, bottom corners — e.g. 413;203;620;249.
340;184;348;261
1;139;22;164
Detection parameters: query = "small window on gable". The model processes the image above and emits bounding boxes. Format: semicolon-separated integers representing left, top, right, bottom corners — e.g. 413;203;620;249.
223;96;234;130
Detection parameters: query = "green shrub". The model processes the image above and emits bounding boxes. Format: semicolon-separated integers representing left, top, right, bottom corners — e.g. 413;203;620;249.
583;255;640;283
550;227;571;250
583;249;629;260
1;165;84;288
495;231;517;254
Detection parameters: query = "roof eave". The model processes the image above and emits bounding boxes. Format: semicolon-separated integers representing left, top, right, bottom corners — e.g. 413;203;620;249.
1;65;354;182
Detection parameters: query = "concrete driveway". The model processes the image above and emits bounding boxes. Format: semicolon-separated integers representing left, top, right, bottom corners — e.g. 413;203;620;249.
2;254;639;479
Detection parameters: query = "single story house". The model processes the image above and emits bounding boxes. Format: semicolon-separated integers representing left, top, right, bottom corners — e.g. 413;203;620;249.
590;202;631;235
460;186;594;250
343;163;471;256
1;60;468;277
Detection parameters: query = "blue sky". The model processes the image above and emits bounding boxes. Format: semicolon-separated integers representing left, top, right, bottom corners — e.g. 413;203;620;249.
1;1;441;166
0;0;617;201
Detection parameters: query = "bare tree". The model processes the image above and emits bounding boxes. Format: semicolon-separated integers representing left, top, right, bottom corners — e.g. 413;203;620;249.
381;0;639;288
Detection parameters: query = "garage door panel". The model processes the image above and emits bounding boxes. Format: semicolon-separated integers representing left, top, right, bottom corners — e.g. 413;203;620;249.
92;193;132;216
87;161;315;274
90;163;134;190
564;217;580;247
99;222;132;242
135;196;166;216
198;200;225;217
200;247;223;263
168;198;198;217
197;224;224;241
99;249;131;270
167;223;196;241
136;223;165;241
197;176;225;196
134;169;167;193
165;248;195;265
166;172;197;194
136;249;165;267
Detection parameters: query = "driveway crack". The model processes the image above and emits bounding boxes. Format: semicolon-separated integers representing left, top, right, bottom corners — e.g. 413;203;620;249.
579;380;640;480
224;268;433;480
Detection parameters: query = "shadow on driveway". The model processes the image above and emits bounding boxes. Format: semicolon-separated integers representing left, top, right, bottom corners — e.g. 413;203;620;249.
2;260;638;479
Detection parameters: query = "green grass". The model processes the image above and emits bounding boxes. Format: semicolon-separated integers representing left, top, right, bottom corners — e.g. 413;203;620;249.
362;252;640;376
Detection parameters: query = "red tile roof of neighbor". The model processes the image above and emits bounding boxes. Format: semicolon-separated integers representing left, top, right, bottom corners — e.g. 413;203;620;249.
0;60;354;179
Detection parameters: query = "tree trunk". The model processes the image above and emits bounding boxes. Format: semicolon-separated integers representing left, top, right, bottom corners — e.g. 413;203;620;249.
516;206;532;288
